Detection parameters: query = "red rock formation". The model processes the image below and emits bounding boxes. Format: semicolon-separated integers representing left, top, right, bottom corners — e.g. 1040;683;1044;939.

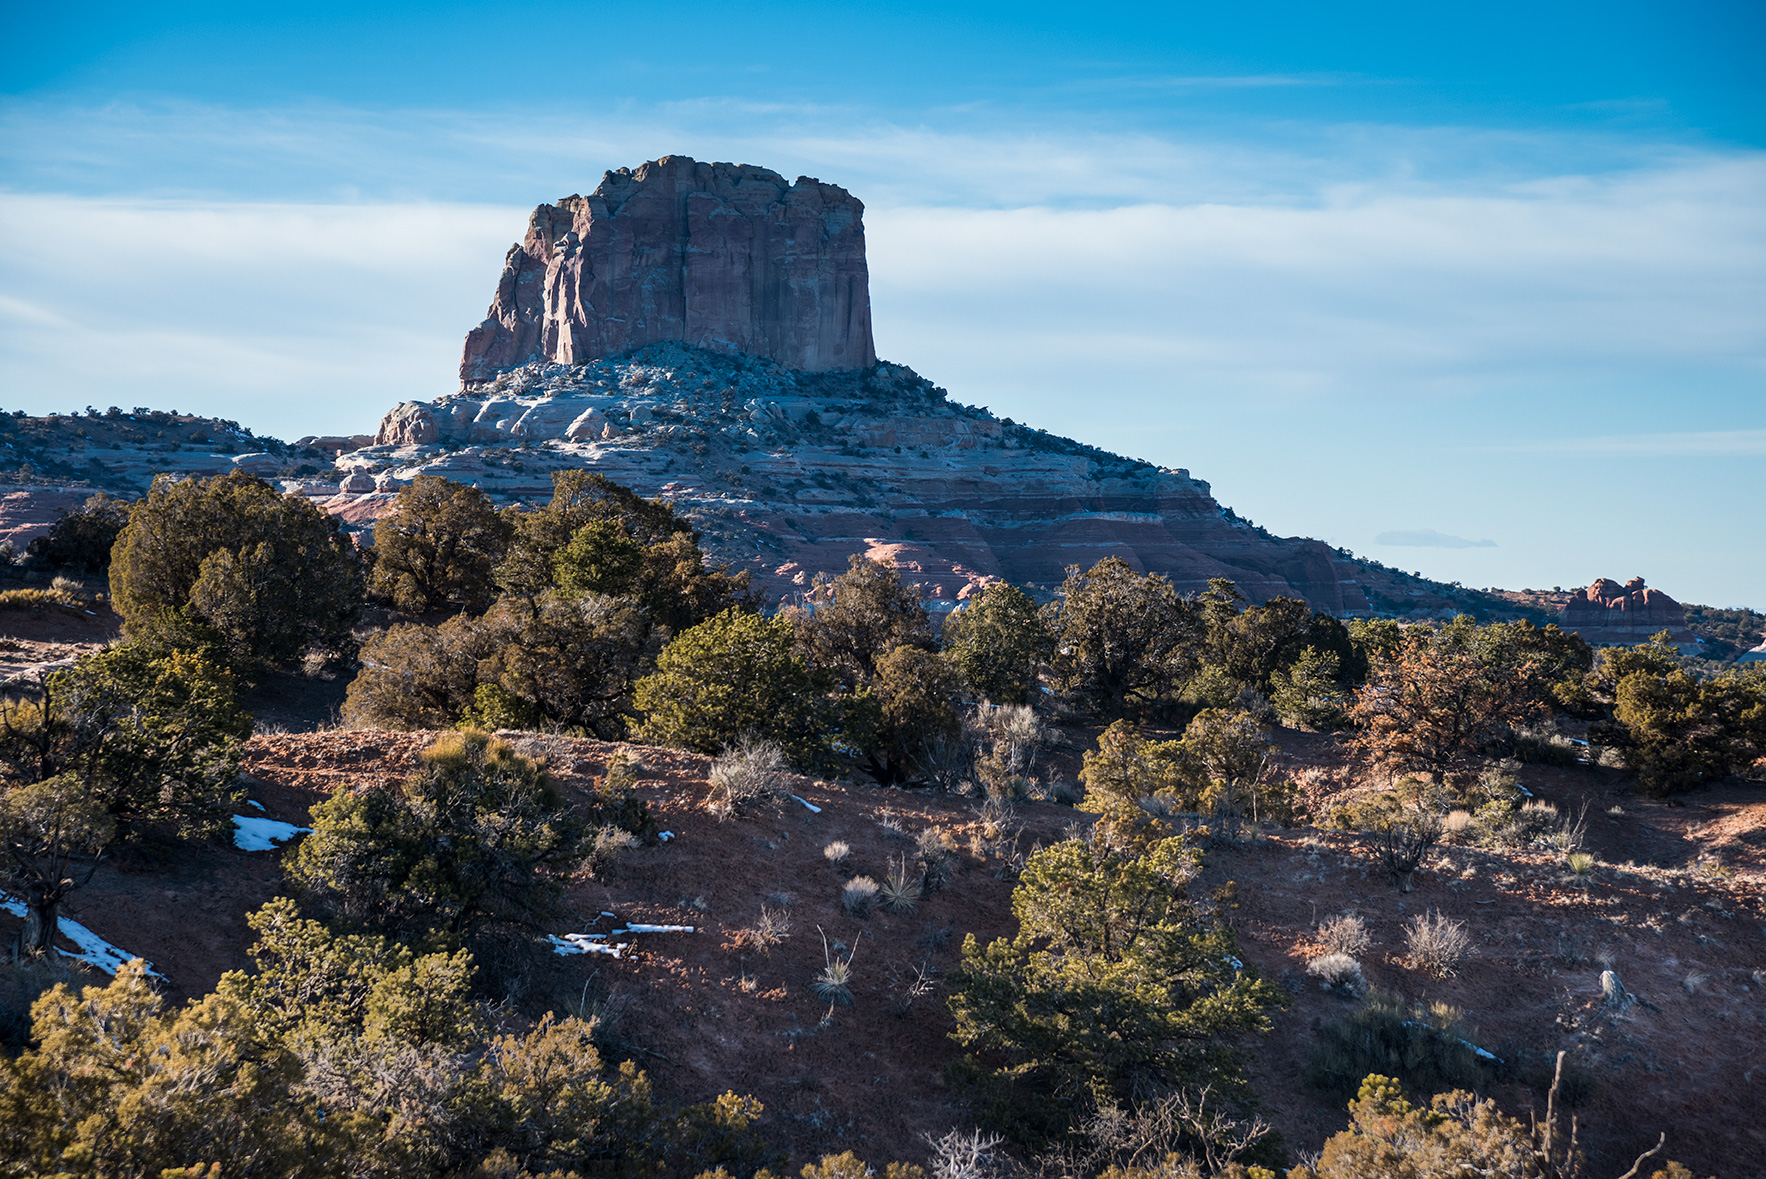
461;157;875;381
1560;576;1699;649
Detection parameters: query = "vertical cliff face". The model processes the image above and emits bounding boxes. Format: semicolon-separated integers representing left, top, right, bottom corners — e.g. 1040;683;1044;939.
460;156;876;381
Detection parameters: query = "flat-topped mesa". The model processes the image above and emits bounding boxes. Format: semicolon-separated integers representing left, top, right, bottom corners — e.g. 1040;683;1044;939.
1560;576;1700;651
460;156;876;382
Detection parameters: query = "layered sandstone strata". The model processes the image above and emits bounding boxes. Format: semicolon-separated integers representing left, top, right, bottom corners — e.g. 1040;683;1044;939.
341;346;1377;613
460;157;875;381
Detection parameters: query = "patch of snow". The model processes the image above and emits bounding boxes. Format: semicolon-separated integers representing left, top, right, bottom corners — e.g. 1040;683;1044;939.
614;923;696;935
658;830;675;842
549;933;626;958
232;815;313;851
1400;1019;1502;1062
247;799;267;811
0;893;163;977
790;794;822;813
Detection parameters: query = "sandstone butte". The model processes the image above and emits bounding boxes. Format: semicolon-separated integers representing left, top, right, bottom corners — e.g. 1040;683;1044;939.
1558;576;1701;652
460;156;875;380
2;156;1494;618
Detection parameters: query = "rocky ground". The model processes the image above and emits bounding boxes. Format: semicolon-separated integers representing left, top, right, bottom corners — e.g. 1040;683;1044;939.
0;349;1525;622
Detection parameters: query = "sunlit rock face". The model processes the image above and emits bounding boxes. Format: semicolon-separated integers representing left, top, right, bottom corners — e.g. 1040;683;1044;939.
1560;577;1700;651
460;156;876;381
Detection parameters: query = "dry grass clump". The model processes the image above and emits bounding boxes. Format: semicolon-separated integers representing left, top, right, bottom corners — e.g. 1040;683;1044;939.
1441;809;1475;840
1564;852;1596;884
1405;909;1472;978
879;855;923;914
841;875;880;916
1317;913;1374;959
740;905;791;956
1306;952;1368;998
705;737;788;820
0;587;80;611
823;840;851;865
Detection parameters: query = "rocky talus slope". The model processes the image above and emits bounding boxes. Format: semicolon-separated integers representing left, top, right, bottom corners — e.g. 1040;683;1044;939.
351;344;1382;610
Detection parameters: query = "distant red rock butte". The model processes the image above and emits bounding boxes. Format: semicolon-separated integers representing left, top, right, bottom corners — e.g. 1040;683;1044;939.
1559;576;1700;651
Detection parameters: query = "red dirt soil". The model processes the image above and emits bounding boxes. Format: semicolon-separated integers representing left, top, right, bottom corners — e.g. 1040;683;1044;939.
2;721;1761;1174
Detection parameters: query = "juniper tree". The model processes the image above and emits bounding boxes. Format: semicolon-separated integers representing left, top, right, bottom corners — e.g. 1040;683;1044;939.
110;470;364;666
0;641;248;953
369;473;514;615
947;835;1285;1149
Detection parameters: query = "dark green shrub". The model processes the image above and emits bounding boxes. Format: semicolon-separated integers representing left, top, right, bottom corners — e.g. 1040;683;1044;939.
26;492;132;571
941;581;1052;705
369;473;513;614
1307;990;1495;1100
110;470;364;666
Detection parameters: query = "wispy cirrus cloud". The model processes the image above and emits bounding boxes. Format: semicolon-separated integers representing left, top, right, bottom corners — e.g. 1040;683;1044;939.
1375;530;1497;549
1483;429;1766;456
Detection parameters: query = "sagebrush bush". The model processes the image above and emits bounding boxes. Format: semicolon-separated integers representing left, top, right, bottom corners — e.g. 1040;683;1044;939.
1405;909;1471;978
842;875;880;916
1317;914;1373;959
705;736;789;819
1306;953;1367;998
916;826;957;892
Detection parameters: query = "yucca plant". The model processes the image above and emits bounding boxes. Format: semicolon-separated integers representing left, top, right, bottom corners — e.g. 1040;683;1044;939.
879;854;923;914
812;927;859;1006
1565;851;1596;884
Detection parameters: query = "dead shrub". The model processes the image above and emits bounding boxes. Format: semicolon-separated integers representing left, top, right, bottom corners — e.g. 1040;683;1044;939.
1405;909;1472;978
741;905;791;956
1377;813;1443;892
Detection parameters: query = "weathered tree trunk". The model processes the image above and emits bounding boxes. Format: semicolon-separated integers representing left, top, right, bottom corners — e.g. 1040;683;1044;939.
19;891;58;956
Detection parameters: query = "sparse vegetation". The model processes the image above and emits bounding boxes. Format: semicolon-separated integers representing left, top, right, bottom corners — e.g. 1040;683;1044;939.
1404;909;1472;978
1308;992;1494;1099
2;412;1754;1174
1317;913;1373;958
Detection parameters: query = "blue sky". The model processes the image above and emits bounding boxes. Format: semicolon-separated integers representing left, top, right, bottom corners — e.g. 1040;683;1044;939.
2;2;1762;607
